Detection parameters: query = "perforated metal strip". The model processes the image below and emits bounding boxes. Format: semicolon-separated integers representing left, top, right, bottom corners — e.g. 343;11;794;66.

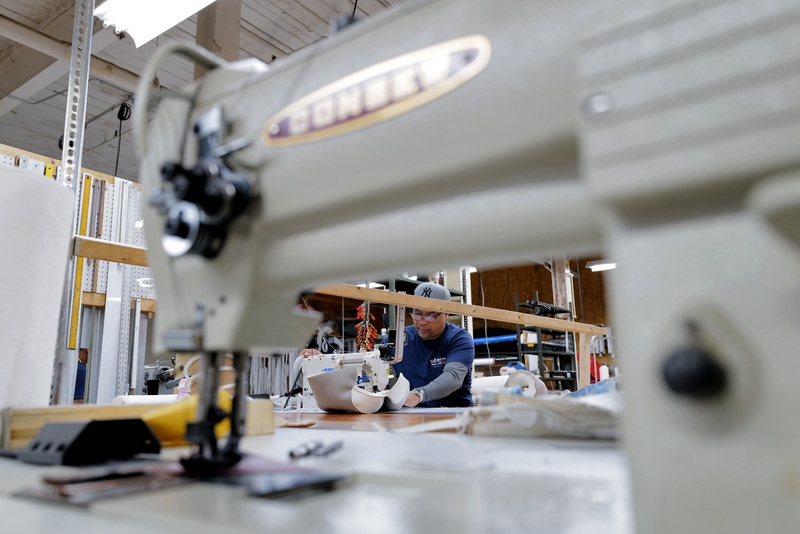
58;0;94;189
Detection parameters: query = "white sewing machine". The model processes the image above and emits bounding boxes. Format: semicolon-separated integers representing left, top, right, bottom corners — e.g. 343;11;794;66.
135;0;800;532
300;350;394;407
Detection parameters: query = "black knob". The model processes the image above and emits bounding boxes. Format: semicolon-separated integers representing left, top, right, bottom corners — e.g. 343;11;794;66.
662;346;726;397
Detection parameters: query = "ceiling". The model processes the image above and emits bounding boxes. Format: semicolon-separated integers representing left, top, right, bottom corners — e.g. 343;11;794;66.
0;0;405;181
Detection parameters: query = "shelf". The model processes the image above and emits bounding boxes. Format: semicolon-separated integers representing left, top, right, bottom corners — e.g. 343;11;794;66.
520;350;575;357
541;377;578;382
519;326;571;336
515;295;578;392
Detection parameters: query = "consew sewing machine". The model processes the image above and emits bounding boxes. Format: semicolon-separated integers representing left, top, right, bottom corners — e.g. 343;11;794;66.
136;0;800;531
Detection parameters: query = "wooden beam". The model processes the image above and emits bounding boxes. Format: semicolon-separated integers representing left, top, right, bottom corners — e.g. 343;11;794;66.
313;283;606;336
139;299;157;313
82;291;105;307
82;292;156;312
73;235;149;267
0;142;126;184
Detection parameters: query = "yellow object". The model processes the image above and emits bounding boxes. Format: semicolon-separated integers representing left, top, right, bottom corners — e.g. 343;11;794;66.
142;391;232;447
68;174;93;349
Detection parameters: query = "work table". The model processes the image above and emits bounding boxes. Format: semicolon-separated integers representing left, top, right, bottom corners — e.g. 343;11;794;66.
1;410;633;533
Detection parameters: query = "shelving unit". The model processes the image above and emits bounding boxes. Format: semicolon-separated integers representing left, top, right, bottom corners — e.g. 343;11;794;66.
515;295;578;392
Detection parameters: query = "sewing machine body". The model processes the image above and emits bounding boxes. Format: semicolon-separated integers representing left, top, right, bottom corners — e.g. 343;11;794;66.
300;350;394;408
139;0;607;354
137;0;800;531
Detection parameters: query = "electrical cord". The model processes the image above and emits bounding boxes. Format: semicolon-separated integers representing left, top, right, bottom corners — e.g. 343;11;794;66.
114;102;132;176
57;96;133;151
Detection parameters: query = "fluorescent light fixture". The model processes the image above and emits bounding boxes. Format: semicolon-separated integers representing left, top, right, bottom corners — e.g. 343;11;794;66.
95;0;217;48
586;260;617;272
356;282;385;289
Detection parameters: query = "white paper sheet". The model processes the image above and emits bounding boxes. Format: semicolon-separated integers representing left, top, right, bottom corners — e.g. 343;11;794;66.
0;169;74;408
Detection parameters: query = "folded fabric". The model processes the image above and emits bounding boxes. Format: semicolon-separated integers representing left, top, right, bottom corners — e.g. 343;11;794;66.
394;392;620;440
307;368;410;414
462;392;620;439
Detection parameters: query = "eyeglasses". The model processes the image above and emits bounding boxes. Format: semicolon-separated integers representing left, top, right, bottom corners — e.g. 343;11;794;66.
410;312;442;323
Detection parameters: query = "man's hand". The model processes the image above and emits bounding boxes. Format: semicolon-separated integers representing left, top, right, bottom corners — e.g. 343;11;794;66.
404;392;422;407
299;349;321;358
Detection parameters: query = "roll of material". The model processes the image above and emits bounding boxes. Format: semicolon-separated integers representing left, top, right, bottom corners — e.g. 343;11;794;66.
506;370;549;397
0;169;74;409
112;394;179;405
471;375;509;396
471;371;548;397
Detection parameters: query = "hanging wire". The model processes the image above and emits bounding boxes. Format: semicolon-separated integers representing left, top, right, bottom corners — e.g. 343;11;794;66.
352;0;359;17
0;85;68;105
113;102;132;176
0;77;126;106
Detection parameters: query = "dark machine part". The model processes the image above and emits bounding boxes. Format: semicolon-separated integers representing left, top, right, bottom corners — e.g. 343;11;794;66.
151;106;254;259
377;342;395;361
144;366;181;394
519;300;571;317
662;320;727;398
18;419;160;466
154;366;175;383
662;345;727;398
180;351;251;476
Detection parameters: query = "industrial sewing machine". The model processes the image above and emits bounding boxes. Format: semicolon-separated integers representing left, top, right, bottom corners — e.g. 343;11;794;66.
300;349;410;413
300;350;394;400
135;0;800;531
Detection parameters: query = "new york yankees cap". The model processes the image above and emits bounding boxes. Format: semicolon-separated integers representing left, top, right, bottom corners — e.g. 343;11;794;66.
414;282;451;302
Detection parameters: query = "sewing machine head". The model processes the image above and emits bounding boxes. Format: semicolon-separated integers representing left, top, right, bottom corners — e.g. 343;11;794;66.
137;0;800;530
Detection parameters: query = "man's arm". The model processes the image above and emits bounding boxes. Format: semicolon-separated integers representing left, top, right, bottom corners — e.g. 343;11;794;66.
413;361;469;403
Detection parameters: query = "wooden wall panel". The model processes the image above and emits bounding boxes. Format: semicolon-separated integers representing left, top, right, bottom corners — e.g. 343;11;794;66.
573;258;612;327
470;257;612;331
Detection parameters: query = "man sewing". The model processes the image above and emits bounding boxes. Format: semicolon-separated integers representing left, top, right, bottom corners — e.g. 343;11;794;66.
392;282;474;408
302;282;475;408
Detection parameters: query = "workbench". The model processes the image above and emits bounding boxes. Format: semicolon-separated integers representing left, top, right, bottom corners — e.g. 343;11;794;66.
276;408;462;431
0;409;633;533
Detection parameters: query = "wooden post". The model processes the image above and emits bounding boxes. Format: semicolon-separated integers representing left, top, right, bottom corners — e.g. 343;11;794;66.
195;0;241;80
550;256;571;320
577;332;592;390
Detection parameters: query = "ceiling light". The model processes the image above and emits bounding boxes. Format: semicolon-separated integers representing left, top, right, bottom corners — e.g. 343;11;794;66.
95;0;217;48
586;260;617;272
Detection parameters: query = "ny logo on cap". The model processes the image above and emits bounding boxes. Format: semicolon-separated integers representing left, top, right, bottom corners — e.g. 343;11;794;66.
421;287;433;298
